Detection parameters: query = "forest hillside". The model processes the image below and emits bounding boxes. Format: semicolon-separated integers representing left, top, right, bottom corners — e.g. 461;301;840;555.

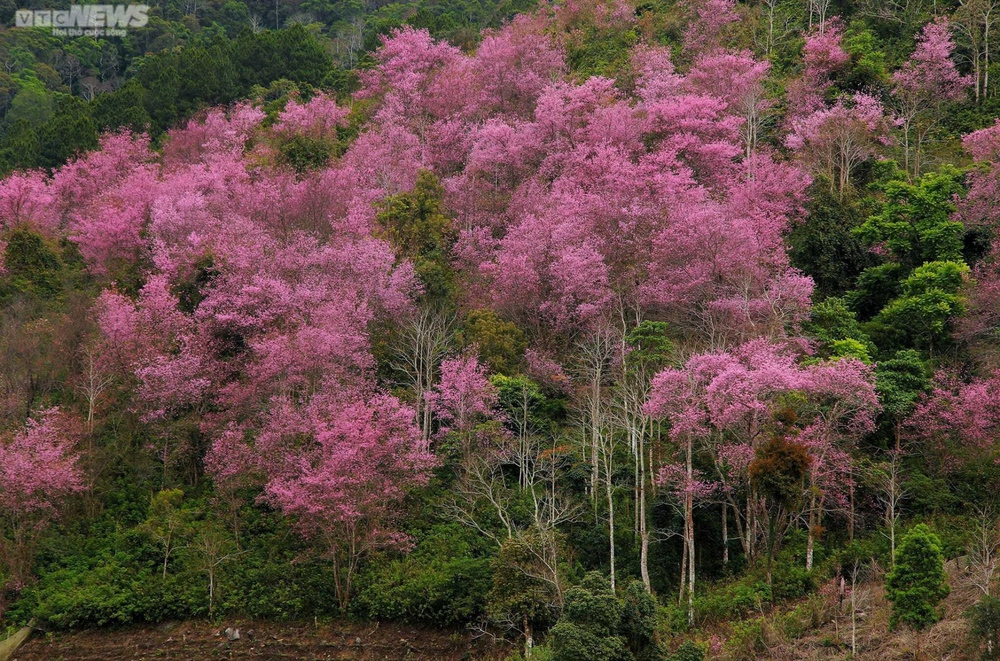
3;0;1000;659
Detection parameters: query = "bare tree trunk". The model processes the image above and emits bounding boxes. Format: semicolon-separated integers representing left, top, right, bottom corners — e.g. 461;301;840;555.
722;502;729;566
807;491;817;572
639;432;650;590
607;472;616;591
685;435;695;626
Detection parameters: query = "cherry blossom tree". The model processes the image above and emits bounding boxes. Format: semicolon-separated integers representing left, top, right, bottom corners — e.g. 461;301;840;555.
427;353;500;462
646;340;877;611
261;392;435;611
785;21;850;128
0;171;59;236
893;17;972;177
905;370;1000;472
0;409;84;593
787;93;893;199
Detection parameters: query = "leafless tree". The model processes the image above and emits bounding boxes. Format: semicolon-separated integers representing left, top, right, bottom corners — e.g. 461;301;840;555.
874;451;906;568
388;308;454;446
956;0;1000;101
968;506;1000;597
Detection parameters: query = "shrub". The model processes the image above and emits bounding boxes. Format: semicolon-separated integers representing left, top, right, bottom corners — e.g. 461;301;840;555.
549;572;630;661
354;525;493;626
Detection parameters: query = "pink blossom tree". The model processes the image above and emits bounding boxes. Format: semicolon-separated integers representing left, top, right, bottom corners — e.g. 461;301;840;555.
427;354;500;461
893;17;972;177
260;392;435;611
687;50;773;157
905;370;1000;473
0;171;59;236
0;409;84;594
681;0;738;56
786;93;893;198
646;340;878;607
786;20;850;128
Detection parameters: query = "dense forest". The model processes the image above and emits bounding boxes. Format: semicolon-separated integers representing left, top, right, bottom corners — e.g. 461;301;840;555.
7;0;1000;659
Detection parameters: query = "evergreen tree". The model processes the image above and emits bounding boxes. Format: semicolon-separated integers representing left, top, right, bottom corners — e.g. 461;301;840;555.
886;524;950;630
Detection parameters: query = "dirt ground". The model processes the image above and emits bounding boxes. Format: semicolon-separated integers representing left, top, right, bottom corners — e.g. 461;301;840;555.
11;619;510;661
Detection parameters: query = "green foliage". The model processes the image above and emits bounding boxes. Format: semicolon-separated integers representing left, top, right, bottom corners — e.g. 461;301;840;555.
886;524;950;630
458;309;528;375
869;261;969;352
666;641;705;661
844;21;889;88
354;524;493;626
549;572;630;661
0;27;333;176
566;24;639;80
969;595;1000;660
855;167;967;271
848;262;905;321
625;321;673;371
376;169;456;303
620;580;664;661
790;188;879;298
492;374;565;433
0;226;83;305
725;617;767;661
875;349;930;423
276;134;337;172
804;297;875;361
487;534;560;635
13;486;343;628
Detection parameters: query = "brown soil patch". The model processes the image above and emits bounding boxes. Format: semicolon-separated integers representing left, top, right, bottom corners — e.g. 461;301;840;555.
12;619;509;661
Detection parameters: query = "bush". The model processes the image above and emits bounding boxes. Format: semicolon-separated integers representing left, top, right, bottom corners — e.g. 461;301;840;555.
694;576;772;623
667;641;705;661
726;617;767;661
354;524;493;626
549;572;629;661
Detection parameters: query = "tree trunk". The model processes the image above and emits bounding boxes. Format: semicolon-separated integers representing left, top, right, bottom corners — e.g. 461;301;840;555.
806;491;817;572
523;616;533;658
685;436;695;626
639;435;650;590
687;495;695;627
607;471;616;591
722;502;729;567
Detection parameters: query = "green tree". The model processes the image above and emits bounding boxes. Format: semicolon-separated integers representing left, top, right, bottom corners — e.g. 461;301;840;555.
549;572;630;661
624;320;673;371
869;261;970;353
138;489;196;580
875;349;930;450
854;167;966;271
91;78;152;134
376;169;456;303
620;579;663;661
804;297;875;360
487;535;560;658
789;188;879;298
0;228;64;303
457;309;527;375
750;435;811;585
886;524;950;630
